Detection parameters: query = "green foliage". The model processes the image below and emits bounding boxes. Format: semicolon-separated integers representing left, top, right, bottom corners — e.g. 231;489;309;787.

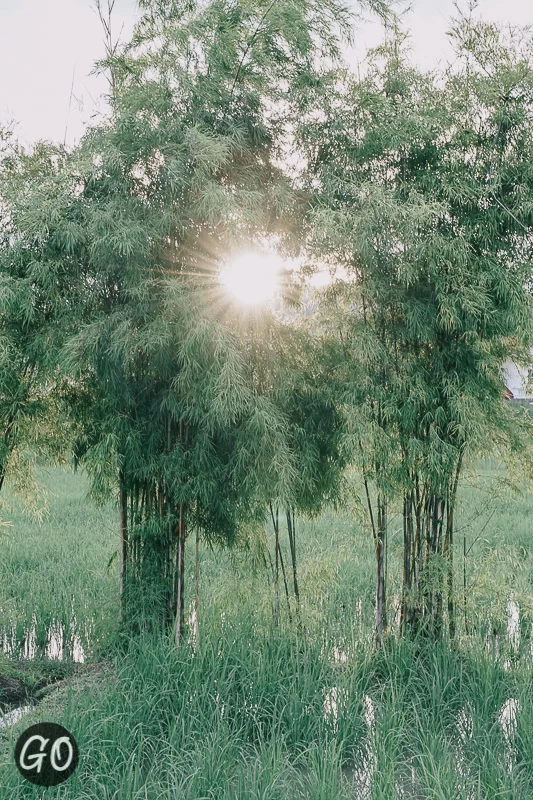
296;18;533;638
2;461;533;796
0;133;81;506
0;466;117;661
4;0;533;652
48;0;361;632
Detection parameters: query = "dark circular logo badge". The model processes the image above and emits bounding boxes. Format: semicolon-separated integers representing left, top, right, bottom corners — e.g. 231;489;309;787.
14;722;79;786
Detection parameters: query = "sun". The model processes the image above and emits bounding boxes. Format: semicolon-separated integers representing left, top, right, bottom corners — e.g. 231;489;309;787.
219;250;284;307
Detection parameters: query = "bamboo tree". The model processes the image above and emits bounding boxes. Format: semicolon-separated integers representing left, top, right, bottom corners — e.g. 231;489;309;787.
286;507;301;627
298;18;533;640
0;133;82;509
245;307;346;628
59;0;365;637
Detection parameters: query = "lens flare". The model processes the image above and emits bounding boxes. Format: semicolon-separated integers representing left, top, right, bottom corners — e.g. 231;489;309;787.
219;250;283;307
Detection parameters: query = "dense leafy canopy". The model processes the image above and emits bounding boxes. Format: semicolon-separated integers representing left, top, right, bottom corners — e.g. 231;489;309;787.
2;3;533;640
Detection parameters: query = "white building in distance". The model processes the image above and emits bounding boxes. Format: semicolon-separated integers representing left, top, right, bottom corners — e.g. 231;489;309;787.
503;356;533;401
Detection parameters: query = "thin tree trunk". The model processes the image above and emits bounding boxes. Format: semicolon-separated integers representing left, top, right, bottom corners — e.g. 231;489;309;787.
401;490;414;635
375;493;387;648
130;485;137;581
167;515;173;627
194;526;199;646
414;476;423;596
444;497;455;640
175;420;188;644
264;544;276;620
278;539;292;624
434;495;445;638
447;450;463;639
119;470;128;622
286;507;301;630
175;501;185;644
422;491;434;629
0;413;19;495
359;446;385;648
463;527;469;635
270;504;280;627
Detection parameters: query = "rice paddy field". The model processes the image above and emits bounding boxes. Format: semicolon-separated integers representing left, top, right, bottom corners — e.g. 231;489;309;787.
0;460;532;798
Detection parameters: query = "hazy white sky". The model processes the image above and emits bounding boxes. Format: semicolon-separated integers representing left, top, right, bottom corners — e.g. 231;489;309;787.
0;0;531;147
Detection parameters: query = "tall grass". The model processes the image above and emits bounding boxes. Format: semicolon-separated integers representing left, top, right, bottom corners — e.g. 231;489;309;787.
0;461;532;797
0;466;117;663
1;630;532;797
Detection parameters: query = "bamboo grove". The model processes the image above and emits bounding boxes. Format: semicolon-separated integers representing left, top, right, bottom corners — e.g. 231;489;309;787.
298;21;533;642
2;1;533;645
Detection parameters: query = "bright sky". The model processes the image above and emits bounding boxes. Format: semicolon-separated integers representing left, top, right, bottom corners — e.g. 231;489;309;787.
0;0;531;147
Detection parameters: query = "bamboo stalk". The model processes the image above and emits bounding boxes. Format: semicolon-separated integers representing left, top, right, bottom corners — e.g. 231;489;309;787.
194;527;200;646
448;449;464;639
286;507;301;630
278;539;292;624
401;490;413;634
270;503;280;627
375;493;387;648
175;419;188;644
119;470;128;622
175;501;185;645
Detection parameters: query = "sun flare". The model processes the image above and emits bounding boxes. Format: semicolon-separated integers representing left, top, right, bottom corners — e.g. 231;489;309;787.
219;250;283;307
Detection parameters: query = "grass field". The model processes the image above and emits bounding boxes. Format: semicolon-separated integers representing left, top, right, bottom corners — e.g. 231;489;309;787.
0;462;532;798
